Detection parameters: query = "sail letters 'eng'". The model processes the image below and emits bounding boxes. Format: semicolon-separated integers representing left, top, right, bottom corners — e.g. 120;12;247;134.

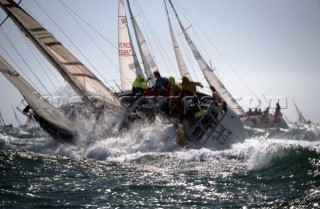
119;42;132;56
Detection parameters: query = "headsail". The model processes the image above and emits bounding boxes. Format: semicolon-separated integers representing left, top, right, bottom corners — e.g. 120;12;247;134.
0;56;76;142
167;0;245;116
126;0;158;80
164;0;192;80
0;0;124;111
118;0;144;91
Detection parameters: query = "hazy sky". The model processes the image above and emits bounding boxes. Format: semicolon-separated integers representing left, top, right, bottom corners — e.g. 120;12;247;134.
0;0;319;126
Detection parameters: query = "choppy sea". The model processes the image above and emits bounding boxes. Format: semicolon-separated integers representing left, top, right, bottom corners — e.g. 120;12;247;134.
1;118;320;208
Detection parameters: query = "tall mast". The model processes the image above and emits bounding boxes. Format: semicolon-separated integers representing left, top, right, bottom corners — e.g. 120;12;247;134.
126;0;158;81
168;0;245;116
164;0;192;80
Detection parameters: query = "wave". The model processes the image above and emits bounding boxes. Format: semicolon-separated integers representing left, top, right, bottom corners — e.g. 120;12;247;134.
1;121;320;173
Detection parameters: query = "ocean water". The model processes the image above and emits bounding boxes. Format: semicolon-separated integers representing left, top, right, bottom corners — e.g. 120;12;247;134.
1;119;320;208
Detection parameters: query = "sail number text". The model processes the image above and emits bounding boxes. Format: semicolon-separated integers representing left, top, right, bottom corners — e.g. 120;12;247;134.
119;42;132;56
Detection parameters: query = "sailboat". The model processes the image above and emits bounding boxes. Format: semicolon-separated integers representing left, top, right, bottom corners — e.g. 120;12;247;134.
115;0;245;149
0;0;245;149
0;56;77;143
240;98;289;129
293;100;311;125
0;110;12;133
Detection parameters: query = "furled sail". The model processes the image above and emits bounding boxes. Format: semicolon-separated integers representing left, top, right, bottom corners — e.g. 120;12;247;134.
118;0;144;91
167;0;245;116
126;0;158;81
164;0;192;80
0;0;124;111
0;56;76;142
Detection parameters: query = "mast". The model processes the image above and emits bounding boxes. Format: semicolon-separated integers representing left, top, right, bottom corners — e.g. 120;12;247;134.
0;0;125;111
164;0;192;80
118;0;144;91
167;0;245;116
126;0;158;81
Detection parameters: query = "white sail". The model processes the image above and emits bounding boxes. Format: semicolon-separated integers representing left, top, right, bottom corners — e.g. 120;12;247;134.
0;0;124;111
118;0;144;91
167;0;245;116
0;56;75;136
126;0;158;80
164;0;192;80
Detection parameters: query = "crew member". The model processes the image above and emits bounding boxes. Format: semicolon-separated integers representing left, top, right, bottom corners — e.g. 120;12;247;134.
152;71;169;96
181;76;203;96
132;74;148;95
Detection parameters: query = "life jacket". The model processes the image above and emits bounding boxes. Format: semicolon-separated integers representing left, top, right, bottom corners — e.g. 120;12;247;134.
133;75;147;89
189;103;205;119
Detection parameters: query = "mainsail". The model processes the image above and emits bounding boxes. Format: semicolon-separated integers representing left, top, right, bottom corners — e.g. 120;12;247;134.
167;0;245;116
118;0;144;91
126;0;158;80
0;0;124;111
164;0;192;80
0;56;76;141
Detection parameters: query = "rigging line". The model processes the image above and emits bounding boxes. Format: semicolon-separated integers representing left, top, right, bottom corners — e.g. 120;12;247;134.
22;35;59;93
175;1;258;98
20;5;70;95
37;52;68;94
1;27;51;95
33;1;110;83
0;1;22;26
59;0;119;82
133;0;178;77
169;6;199;81
0;28;43;93
58;0;118;50
171;1;218;82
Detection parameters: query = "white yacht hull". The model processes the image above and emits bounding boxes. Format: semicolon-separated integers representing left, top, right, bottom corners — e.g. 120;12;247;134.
182;106;245;150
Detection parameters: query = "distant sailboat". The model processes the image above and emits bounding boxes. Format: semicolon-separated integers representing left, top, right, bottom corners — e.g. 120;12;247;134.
293;100;311;124
0;110;12;132
0;56;77;143
11;106;23;127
